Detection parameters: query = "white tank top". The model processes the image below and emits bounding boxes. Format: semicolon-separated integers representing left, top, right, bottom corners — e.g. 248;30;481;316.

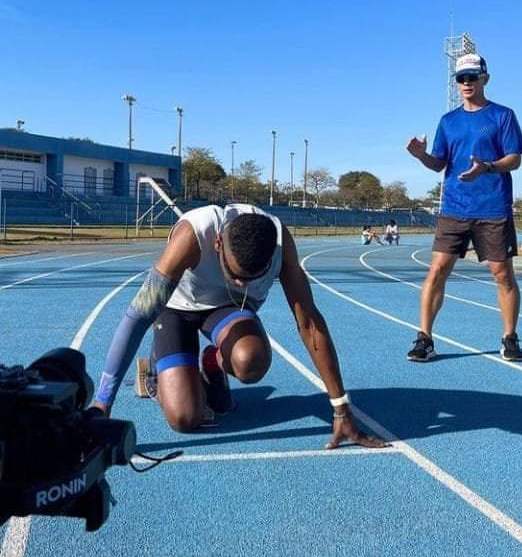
166;204;283;312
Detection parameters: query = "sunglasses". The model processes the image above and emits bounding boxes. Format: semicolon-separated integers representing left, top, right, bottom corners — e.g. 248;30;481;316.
220;246;271;283
456;73;480;84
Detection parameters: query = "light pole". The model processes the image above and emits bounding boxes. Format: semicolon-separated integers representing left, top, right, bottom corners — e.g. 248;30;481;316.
231;140;237;200
290;151;295;205
270;130;276;206
170;145;176;155
176;107;185;199
16;120;25;131
302;139;309;208
121;94;136;149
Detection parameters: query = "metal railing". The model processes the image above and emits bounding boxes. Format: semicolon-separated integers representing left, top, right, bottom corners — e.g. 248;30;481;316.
0;168;44;192
135;177;182;236
45;176;96;215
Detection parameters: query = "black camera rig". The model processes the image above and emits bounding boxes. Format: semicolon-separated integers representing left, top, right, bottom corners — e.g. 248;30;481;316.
0;348;136;531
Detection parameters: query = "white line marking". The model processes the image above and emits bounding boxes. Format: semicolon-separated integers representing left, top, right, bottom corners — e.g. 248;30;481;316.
269;332;522;544
411;248;496;286
0;252;95;268
0;252;152;291
301;247;522;372
0;269;146;557
0;519;30;557
132;446;400;465
70;271;146;349
359;247;499;313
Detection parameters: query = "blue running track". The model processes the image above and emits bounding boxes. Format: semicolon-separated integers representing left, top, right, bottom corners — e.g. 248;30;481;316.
2;235;522;556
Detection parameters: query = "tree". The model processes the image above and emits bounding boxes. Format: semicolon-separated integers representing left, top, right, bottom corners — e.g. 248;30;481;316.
183;147;226;200
338;171;383;209
226;159;266;203
427;182;442;201
382;181;411;209
306;168;336;206
238;160;262;181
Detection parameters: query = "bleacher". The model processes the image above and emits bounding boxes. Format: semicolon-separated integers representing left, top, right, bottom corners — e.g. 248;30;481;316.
0;188;435;229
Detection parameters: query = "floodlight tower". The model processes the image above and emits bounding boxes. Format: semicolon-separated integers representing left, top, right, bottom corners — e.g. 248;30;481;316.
444;31;476;111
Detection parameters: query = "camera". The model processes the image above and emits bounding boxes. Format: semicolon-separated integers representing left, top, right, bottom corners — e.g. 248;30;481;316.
0;348;136;531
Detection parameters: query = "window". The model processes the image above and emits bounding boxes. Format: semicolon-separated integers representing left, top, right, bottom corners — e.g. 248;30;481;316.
84;167;97;196
103;168;114;195
0;150;42;163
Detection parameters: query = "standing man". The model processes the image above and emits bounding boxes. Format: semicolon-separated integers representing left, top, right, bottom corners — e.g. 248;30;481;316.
93;203;386;449
406;53;522;362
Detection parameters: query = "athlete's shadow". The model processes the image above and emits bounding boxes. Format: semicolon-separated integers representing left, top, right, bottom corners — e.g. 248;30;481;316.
352;387;522;440
136;385;522;452
137;386;333;452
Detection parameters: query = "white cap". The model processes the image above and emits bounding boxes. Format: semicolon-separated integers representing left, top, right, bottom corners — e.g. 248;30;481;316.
455;53;488;77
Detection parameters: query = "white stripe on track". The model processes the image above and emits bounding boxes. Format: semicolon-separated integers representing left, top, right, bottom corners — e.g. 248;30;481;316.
301;247;522;372
0;252;95;268
269;333;522;544
0;252;152;291
411;248;496;286
0;269;146;557
359;247;499;313
132;446;400;465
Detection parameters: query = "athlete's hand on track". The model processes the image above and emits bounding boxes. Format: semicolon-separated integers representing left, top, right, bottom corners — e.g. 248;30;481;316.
325;408;390;450
90;400;111;417
406;135;427;159
459;155;487;182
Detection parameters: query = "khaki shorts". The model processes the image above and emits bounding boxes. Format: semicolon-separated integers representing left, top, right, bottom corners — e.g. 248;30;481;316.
433;216;518;262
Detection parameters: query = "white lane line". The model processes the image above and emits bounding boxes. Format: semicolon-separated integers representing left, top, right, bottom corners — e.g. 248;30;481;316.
301;247;522;372
70;271;146;349
0;252;152;291
411;248;496;286
359;247;499;313
0;270;146;557
132;446;400;465
0;252;96;268
269;334;522;544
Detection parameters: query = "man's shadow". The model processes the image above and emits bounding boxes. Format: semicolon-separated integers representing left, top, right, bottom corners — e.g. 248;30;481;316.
136;385;522;453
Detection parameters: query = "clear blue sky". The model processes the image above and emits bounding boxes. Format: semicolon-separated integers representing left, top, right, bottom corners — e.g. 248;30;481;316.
1;0;521;198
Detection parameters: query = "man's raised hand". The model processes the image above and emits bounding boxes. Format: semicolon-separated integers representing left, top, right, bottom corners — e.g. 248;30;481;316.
406;134;427;159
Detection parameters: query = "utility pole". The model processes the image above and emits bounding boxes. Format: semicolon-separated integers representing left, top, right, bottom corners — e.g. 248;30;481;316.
231;140;237;200
303;139;309;208
290;151;295;205
176;107;185;200
121;95;136;149
270;130;276;206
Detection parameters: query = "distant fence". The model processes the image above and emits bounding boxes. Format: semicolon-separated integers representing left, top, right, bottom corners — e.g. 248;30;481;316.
0;188;437;232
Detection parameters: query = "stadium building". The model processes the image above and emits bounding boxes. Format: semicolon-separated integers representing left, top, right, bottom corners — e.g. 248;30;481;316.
0;128;180;198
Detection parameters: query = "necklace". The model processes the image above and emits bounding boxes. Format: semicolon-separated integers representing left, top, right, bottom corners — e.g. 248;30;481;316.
225;281;249;311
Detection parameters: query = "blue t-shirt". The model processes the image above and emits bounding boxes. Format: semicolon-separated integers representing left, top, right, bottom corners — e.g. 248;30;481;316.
432;101;522;218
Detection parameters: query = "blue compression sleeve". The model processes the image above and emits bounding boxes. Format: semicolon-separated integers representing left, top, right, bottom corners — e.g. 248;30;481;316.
95;267;176;406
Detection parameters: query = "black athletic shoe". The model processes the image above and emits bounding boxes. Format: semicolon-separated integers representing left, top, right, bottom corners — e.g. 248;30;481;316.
501;333;522;361
200;345;235;415
407;332;436;362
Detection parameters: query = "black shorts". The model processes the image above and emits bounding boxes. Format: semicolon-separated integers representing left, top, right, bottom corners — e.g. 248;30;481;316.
151;306;260;374
433;216;518;262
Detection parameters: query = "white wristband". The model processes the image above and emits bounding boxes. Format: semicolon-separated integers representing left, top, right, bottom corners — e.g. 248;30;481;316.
329;393;350;407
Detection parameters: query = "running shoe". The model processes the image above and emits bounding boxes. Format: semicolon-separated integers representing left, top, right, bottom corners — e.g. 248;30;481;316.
135;357;157;399
501;333;522;361
407;332;436;362
200;345;235;414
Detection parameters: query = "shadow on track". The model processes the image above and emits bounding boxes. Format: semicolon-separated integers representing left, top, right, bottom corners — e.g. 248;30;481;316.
136;385;522;452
